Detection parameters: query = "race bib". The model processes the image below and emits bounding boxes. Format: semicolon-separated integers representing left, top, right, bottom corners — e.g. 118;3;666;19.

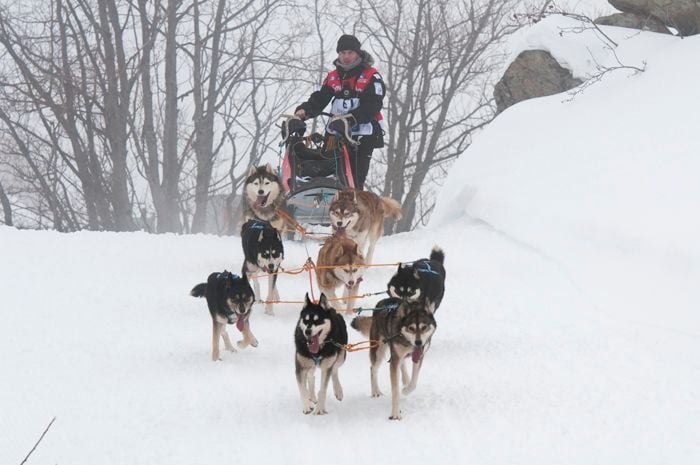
329;98;372;135
331;98;359;115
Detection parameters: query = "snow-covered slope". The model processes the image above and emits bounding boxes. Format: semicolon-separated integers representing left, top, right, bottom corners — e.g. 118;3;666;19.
2;15;698;465
434;16;700;333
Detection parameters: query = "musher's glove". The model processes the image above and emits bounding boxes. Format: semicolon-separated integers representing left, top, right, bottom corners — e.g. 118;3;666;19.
281;117;306;140
328;114;356;140
288;118;306;135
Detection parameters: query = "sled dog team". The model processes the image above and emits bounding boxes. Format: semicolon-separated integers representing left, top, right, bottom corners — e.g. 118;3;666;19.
191;165;446;420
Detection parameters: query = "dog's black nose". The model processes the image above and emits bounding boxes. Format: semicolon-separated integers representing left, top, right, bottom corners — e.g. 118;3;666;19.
268;264;275;273
336;221;343;227
258;190;264;195
415;339;423;347
304;328;312;337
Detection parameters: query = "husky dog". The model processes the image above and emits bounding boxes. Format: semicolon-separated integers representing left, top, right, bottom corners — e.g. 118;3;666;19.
243;163;286;231
316;235;366;314
190;271;258;361
328;189;402;264
351;298;437;420
241;219;284;316
388;246;446;311
295;293;348;415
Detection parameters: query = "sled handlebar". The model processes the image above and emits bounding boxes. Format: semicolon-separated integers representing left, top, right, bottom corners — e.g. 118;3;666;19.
279;113;358;146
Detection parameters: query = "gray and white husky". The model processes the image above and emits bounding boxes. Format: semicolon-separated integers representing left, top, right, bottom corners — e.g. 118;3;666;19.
242;163;286;232
351;298;437;420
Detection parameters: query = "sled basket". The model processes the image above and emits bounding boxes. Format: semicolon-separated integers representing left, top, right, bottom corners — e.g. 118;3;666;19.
281;136;355;226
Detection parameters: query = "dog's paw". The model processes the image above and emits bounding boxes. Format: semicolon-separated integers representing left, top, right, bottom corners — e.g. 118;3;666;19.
313;407;327;415
249;337;259;348
371;390;383;398
389;414;402;421
402;385;416;396
302;407;313;415
264;307;275;316
334;387;344;401
236;340;248;349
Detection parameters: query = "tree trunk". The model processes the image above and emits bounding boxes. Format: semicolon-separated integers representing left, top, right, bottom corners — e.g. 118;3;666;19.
98;0;135;232
161;0;182;233
0;181;12;226
191;0;226;234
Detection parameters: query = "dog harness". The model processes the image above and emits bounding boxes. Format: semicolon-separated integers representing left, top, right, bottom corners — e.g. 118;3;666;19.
248;219;269;230
414;262;441;276
216;271;239;281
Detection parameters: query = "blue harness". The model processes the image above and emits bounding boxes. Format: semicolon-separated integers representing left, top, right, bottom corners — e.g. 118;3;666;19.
415;261;440;276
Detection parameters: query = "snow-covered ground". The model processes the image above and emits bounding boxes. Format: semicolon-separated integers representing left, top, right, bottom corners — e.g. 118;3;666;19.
2;15;699;465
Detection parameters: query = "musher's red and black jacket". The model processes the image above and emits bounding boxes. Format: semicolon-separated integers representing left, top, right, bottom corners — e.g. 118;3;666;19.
296;52;385;142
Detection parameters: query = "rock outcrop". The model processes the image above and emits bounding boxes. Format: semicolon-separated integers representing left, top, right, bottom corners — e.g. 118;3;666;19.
594;12;671;33
494;50;582;114
608;0;700;35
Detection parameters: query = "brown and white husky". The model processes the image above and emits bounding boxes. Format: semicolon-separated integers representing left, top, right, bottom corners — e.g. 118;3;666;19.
351;298;437;420
328;189;402;264
316;235;366;314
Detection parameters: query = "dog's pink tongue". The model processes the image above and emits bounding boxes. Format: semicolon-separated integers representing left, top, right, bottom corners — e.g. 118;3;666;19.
411;346;424;363
309;334;320;354
236;317;246;332
255;194;268;207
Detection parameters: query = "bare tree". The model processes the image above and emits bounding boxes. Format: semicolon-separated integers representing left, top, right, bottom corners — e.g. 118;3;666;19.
184;0;286;233
0;0;145;231
130;0;185;233
353;0;525;232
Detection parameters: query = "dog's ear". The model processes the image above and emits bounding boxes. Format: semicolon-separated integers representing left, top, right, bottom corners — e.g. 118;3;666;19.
425;301;437;315
247;165;257;177
265;163;275;175
413;268;420;280
318;293;330;310
304;292;312;307
258;230;264;243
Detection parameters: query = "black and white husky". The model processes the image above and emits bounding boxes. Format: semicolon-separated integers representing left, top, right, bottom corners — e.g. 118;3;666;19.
190;271;258;361
352;298;437;420
294;293;347;415
241;219;284;315
242;164;286;231
388;246;446;311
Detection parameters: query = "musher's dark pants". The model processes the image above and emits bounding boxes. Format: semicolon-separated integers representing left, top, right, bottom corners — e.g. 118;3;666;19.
349;141;373;190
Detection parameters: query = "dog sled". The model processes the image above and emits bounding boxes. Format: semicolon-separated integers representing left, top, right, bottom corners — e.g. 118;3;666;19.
279;114;356;226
